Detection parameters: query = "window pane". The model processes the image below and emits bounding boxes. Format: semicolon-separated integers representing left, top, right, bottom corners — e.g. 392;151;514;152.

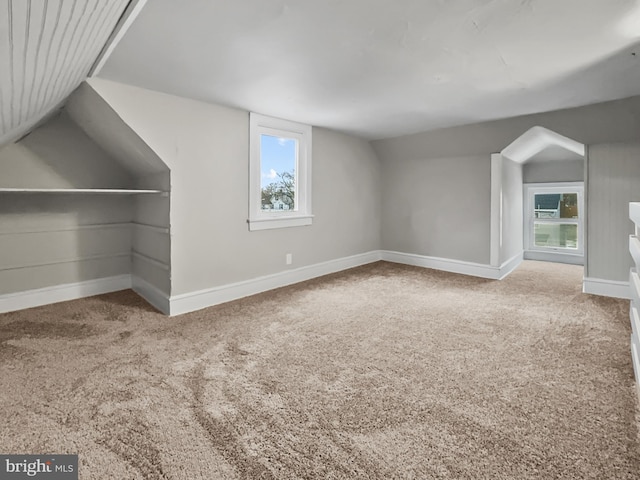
559;193;578;218
534;193;560;218
534;193;578;218
534;223;578;249
260;134;297;211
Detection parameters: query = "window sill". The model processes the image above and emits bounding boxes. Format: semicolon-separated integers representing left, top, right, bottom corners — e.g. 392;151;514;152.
248;215;314;231
524;250;584;265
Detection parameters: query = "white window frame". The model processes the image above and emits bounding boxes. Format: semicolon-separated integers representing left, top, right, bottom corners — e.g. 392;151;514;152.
524;182;584;260
248;112;313;231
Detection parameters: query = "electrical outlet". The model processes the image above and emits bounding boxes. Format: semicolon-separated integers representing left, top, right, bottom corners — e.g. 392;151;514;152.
286;253;293;265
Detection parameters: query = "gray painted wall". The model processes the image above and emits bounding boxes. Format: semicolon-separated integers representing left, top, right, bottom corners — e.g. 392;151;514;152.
68;83;172;298
500;158;523;264
0;195;133;294
66;83;170;178
381;155;491;264
0;111;134;189
0;112;138;295
372;95;640;161
523;160;584;184
5;77;637;305
132;190;171;295
90;78;382;296
374;96;640;267
586;142;640;282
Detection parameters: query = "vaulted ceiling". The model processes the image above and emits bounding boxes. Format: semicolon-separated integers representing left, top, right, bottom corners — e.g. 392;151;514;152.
2;0;640;145
0;0;131;145
98;0;640;139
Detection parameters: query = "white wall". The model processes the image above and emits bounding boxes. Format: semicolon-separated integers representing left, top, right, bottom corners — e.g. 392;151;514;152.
88;78;382;298
500;158;523;264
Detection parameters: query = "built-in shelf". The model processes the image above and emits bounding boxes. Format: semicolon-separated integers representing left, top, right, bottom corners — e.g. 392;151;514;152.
631;304;640;347
629;203;640;398
132;250;170;270
0;188;168;195
631;235;640;271
630;268;640;306
0;222;169;235
630;202;640;228
132;222;171;234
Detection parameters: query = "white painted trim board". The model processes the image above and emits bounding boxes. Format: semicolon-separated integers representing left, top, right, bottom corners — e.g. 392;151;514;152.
490;153;503;268
0;250;524;316
501;126;585;164
523;251;584;265
631;337;640;388
582;277;630;299
498;252;524;280
171;250;525;316
1;249;627;317
0;275;131;314
380;250;523;281
132;275;170;315
169;251;382;316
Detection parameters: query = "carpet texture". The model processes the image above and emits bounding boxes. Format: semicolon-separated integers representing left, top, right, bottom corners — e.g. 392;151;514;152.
0;260;639;479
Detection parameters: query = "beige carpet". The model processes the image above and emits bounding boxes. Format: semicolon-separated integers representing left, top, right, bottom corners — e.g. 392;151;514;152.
0;260;639;479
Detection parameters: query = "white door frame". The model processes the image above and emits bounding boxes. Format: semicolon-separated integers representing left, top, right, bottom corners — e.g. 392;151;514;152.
491;126;585;278
490;153;503;268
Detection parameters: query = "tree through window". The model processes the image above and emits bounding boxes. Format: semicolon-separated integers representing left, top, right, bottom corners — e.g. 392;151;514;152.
249;113;312;231
260;134;297;211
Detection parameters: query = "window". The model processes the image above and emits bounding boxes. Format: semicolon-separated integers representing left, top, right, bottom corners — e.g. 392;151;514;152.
524;183;584;257
249;113;312;231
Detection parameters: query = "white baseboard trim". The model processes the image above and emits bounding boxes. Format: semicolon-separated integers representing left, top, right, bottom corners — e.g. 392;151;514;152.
380;250;519;280
169;251;382;316
631;336;640;388
498;252;524;280
583;277;630;299
0;248;568;316
132;275;170;315
524;250;584;265
0;275;132;314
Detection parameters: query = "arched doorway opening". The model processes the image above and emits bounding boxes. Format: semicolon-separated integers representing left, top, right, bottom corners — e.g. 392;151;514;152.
490;126;585;279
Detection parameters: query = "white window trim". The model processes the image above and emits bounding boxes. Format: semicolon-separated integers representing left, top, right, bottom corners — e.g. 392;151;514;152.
248;112;313;231
524;182;584;257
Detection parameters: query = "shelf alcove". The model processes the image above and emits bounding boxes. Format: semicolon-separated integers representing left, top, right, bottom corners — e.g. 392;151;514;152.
0;82;171;313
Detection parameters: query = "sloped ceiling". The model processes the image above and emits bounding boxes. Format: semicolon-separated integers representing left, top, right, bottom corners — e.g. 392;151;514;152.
0;0;131;146
98;0;640;139
65;81;169;178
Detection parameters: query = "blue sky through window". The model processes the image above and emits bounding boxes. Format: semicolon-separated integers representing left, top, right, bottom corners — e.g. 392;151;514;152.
260;134;297;189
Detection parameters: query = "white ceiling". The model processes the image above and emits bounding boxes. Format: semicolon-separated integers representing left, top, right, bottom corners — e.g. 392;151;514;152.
0;0;131;146
97;0;640;140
